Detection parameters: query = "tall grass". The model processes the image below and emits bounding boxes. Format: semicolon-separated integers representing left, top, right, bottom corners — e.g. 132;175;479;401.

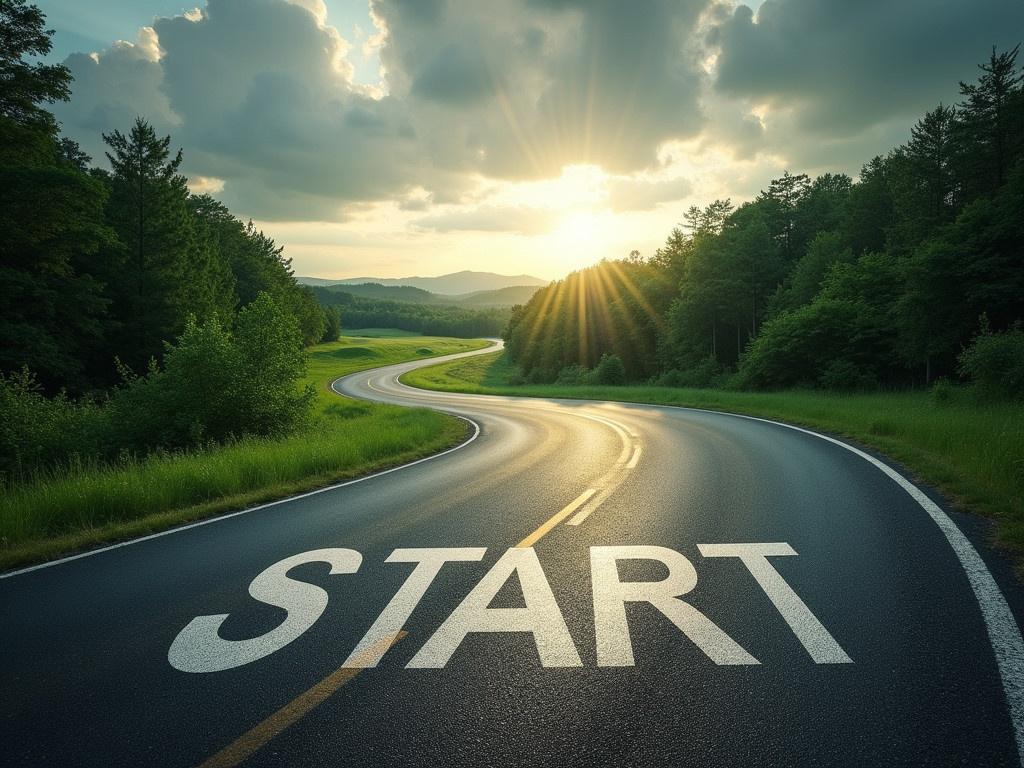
0;335;488;569
404;350;1024;560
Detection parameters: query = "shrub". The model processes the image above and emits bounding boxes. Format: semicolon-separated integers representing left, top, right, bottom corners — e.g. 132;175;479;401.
958;323;1024;401
0;368;108;481
593;353;626;385
735;298;887;390
555;364;590;385
321;305;341;342
110;293;315;452
930;377;956;405
656;356;721;388
818;359;878;391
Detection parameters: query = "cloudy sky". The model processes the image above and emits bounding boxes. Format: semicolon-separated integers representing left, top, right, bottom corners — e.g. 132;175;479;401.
39;0;1024;280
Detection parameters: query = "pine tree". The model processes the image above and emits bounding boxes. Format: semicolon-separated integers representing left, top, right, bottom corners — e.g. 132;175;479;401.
956;45;1024;198
102;119;234;370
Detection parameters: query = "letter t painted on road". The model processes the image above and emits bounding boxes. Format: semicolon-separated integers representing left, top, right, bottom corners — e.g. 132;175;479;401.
698;543;852;664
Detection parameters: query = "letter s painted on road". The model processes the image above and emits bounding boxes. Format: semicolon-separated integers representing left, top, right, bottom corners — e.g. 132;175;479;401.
168;549;361;673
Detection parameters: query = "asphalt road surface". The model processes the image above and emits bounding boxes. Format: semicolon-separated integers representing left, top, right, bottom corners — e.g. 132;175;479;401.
3;341;1024;767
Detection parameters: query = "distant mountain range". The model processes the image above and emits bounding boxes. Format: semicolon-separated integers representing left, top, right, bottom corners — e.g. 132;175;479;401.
297;270;548;296
312;281;542;308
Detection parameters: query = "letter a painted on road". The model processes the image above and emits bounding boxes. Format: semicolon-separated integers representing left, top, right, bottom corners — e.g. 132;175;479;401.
407;547;582;668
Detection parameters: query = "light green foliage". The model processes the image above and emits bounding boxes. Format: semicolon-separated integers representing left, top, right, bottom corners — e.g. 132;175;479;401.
959;322;1024;400
0;334;487;568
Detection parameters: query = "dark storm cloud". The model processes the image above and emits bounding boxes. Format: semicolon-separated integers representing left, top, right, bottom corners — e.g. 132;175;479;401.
710;0;1024;137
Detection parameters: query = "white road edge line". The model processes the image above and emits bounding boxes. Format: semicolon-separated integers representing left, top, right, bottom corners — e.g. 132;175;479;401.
668;404;1024;763
0;393;482;580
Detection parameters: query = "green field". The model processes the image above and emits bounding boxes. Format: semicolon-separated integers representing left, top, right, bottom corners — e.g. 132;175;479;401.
0;335;488;570
404;350;1024;563
342;328;422;338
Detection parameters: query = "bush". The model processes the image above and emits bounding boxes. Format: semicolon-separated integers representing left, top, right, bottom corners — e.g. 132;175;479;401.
111;293;315;451
958;323;1024;400
593;353;626;385
656;356;721;388
818;359;878;391
0;368;109;481
321;305;341;343
556;364;590;385
930;377;956;405
735;298;887;390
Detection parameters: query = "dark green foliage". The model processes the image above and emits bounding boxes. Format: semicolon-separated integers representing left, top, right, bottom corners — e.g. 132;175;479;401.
594;353;626;385
0;159;117;387
502;45;1024;398
321;305;342;342
3;295;317;478
102;119;236;370
0;368;106;482
0;4;331;481
314;288;507;337
958;322;1024;400
555;364;589;385
0;0;70;134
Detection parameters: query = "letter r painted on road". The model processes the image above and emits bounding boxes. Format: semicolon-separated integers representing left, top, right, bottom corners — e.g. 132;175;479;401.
590;545;758;667
697;543;852;664
168;549;362;674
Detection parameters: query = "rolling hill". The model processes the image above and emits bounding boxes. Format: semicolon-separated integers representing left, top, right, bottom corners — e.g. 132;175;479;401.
311;280;543;308
297;270;547;296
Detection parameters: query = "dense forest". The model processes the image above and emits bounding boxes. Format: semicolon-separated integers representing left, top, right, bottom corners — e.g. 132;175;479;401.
312;287;509;337
0;2;337;478
506;46;1024;397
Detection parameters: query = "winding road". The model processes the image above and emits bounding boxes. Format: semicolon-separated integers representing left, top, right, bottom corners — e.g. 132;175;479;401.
3;341;1024;766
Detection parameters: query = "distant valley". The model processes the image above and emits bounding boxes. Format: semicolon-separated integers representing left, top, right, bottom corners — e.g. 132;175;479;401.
297;270;548;299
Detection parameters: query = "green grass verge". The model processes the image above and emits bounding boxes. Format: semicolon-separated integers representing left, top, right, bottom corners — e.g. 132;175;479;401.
0;335;489;570
404;350;1024;562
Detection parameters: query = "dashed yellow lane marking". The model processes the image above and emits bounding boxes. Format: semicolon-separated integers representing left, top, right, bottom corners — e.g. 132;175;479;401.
515;488;598;548
197;631;407;768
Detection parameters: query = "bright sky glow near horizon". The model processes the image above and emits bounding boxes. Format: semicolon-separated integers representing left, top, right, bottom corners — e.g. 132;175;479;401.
37;0;1024;281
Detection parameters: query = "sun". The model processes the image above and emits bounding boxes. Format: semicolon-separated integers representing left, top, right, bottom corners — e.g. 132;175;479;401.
552;211;610;246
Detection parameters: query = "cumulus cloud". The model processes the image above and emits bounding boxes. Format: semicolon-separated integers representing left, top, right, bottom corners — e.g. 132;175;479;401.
606;176;692;212
49;0;1024;225
53;0;720;220
55;28;178;162
414;205;558;235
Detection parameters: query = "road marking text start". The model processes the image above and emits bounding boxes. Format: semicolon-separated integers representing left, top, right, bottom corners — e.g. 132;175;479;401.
168;544;851;673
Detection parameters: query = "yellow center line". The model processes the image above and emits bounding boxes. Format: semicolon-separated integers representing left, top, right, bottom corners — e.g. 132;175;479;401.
515;488;597;548
627;445;642;469
197;631;408;768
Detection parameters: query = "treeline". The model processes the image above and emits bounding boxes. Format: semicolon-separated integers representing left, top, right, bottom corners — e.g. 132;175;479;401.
313;288;508;337
1;113;336;394
0;2;333;478
1;4;337;397
507;46;1024;396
